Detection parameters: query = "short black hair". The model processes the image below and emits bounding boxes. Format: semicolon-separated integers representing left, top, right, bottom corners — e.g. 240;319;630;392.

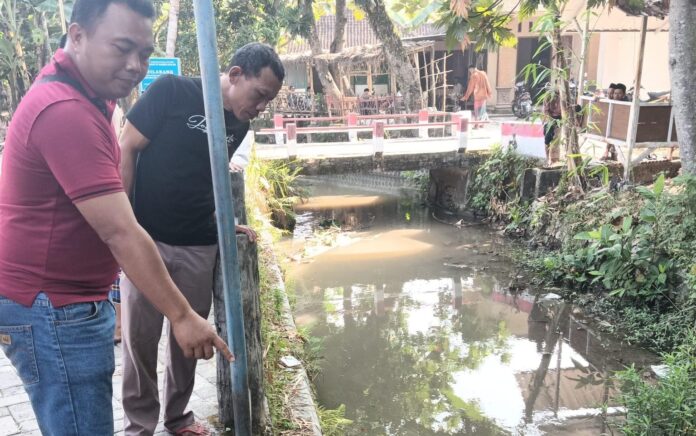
468;64;476;69
364;88;370;93
615;83;626;92
227;43;285;82
608;83;617;89
70;0;155;32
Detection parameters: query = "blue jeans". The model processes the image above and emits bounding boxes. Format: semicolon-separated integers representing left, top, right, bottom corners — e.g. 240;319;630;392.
0;293;115;435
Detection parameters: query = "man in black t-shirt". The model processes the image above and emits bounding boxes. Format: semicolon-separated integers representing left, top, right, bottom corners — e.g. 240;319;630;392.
118;43;283;436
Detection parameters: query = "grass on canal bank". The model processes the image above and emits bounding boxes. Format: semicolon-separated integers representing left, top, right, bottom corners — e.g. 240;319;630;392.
244;153;352;435
467;145;696;434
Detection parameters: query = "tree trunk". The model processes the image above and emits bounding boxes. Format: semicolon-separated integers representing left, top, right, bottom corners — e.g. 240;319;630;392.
10;31;29;103
552;25;585;190
669;0;696;174
330;0;347;54
356;0;423;111
303;0;344;114
165;0;181;57
328;0;347;93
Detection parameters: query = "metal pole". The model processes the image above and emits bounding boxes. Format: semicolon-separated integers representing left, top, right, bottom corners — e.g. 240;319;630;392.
192;1;252;435
624;15;648;180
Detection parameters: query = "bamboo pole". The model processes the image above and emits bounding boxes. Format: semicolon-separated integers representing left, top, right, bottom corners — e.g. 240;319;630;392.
422;53;430;106
430;46;436;107
624;16;648;180
57;0;67;33
442;52;448;112
577;10;591;104
367;64;373;92
414;52;422;95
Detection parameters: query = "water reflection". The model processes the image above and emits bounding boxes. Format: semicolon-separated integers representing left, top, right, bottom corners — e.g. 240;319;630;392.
284;182;654;435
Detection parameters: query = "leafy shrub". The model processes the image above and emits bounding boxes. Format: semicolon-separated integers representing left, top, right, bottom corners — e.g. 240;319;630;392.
245;149;306;231
615;331;696;435
468;145;536;217
553;174;679;304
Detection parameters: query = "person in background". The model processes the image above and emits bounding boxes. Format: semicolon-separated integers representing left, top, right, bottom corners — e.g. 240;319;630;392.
613;83;629;101
606;83;616;100
461;64;492;128
601;83;623;160
359;88;372;115
303;86;314;110
118;42;283;436
0;1;232;434
286;84;298;109
543;88;562;166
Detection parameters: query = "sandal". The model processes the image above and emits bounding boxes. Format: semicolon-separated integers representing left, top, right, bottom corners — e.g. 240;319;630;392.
171;421;212;436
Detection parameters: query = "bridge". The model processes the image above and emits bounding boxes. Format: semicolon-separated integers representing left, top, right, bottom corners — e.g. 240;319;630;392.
253;110;506;174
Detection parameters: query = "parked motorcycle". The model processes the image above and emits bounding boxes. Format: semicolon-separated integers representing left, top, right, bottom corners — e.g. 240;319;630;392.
512;81;532;119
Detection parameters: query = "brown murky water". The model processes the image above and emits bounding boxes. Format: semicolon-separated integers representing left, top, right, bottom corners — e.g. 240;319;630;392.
281;181;655;436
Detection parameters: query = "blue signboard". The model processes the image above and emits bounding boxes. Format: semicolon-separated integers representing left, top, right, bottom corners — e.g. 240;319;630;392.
139;57;181;92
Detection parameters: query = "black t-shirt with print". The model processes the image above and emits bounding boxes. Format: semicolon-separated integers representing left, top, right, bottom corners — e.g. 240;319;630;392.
126;74;249;246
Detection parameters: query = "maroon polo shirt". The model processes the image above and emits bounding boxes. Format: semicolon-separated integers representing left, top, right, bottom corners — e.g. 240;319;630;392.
0;49;123;307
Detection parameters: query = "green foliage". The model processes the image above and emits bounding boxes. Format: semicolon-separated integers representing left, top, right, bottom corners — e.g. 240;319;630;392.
0;0;72;113
401;169;429;195
245;148;306;231
615;331;696;436
548;175;680;304
152;0;304;75
467;144;535;216
318;404;353;436
512;174;696;353
438;0;517;51
598;304;696;352
255;210;327;433
546;175;679;304
565;154;610;187
392;0;517;51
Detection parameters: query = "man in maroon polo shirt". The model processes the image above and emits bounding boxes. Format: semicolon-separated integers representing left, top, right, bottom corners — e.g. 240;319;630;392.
0;1;232;434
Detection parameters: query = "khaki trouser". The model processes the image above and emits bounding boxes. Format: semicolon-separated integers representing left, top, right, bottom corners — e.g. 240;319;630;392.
121;241;218;435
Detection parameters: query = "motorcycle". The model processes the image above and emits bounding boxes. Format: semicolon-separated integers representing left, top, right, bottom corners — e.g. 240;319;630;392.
512;81;532;119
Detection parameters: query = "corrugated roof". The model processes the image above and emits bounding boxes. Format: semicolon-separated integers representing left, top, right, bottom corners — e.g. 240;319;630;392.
281;14;443;55
280;40;435;66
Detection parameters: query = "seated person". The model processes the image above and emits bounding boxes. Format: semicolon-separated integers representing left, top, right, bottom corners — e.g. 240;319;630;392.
613;83;629;101
287;85;298;108
359;88;374;115
605;83;616;100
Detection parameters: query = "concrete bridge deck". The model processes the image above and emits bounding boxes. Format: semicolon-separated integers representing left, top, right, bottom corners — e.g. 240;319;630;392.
255;125;501;174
